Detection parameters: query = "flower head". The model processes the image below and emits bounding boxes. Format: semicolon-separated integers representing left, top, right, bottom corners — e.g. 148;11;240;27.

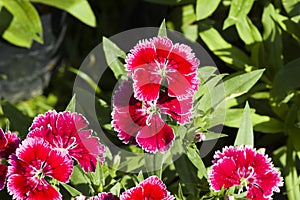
209;146;283;200
120;176;174;200
112;79;193;153
74;192;119;200
28;111;105;172
7;137;73;200
125;37;200;101
0;128;20;190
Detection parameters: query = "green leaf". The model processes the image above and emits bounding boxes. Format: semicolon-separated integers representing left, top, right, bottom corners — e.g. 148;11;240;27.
143;0;195;5
261;3;283;77
223;69;265;101
271;58;300;102
1;0;42;47
198;66;218;83
158;19;167;37
173;154;199;198
199;24;251;69
282;0;300;21
65;95;76;112
236;17;262;45
181;5;198;41
234;102;254;146
69;67;102;94
196;0;221;20
103;37;127;79
204;132;227;140
186;146;207;179
1;100;32;139
61;184;81;197
225;108;283;133
223;0;254;29
31;0;96;27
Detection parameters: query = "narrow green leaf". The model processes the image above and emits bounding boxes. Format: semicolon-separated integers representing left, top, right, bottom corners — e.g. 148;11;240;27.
236;17;262;45
196;0;221;20
69;67;102;94
223;69;265;100
65;95;76;112
103;37;127;79
61;184;81;197
204;132;227;141
199;24;251;69
31;0;96;27
223;0;254;29
158;19;167;37
225;108;283;133
186;146;207;179
234;102;254;146
261;3;283;77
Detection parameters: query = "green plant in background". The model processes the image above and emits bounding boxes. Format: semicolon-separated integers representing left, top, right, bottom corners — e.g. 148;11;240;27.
0;0;95;47
0;0;299;199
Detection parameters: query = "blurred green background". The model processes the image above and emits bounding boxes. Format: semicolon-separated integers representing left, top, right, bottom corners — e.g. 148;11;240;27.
0;0;299;199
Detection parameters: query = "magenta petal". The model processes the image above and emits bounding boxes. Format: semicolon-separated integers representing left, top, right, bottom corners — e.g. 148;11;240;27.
120;176;174;200
136;114;174;153
132;68;162;101
0;163;7;190
69;130;105;172
158;92;193;124
125;39;157;72
0;129;7;148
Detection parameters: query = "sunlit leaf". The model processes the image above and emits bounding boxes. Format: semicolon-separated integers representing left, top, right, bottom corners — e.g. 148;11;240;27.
103;37;127;79
196;0;221;20
236;17;262;45
1;0;42;47
31;0;96;27
223;0;254;29
234;102;254;146
186;146;207;179
199;23;251;69
158;19;167;37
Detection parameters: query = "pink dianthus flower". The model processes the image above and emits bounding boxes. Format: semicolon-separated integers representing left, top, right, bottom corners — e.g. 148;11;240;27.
125;37;200;101
28;111;105;172
7;137;73;200
112;79;192;153
120;176;174;200
209;146;283;200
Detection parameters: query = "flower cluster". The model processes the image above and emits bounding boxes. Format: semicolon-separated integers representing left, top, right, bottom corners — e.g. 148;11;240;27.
74;176;174;200
112;37;200;153
209;145;283;200
5;111;105;200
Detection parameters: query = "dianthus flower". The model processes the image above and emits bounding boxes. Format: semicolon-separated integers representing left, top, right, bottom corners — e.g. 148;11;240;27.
7;137;73;200
125;37;200;101
74;192;119;200
209;146;283;200
120;176;174;200
112;79;192;153
0;128;20;190
28;111;105;172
